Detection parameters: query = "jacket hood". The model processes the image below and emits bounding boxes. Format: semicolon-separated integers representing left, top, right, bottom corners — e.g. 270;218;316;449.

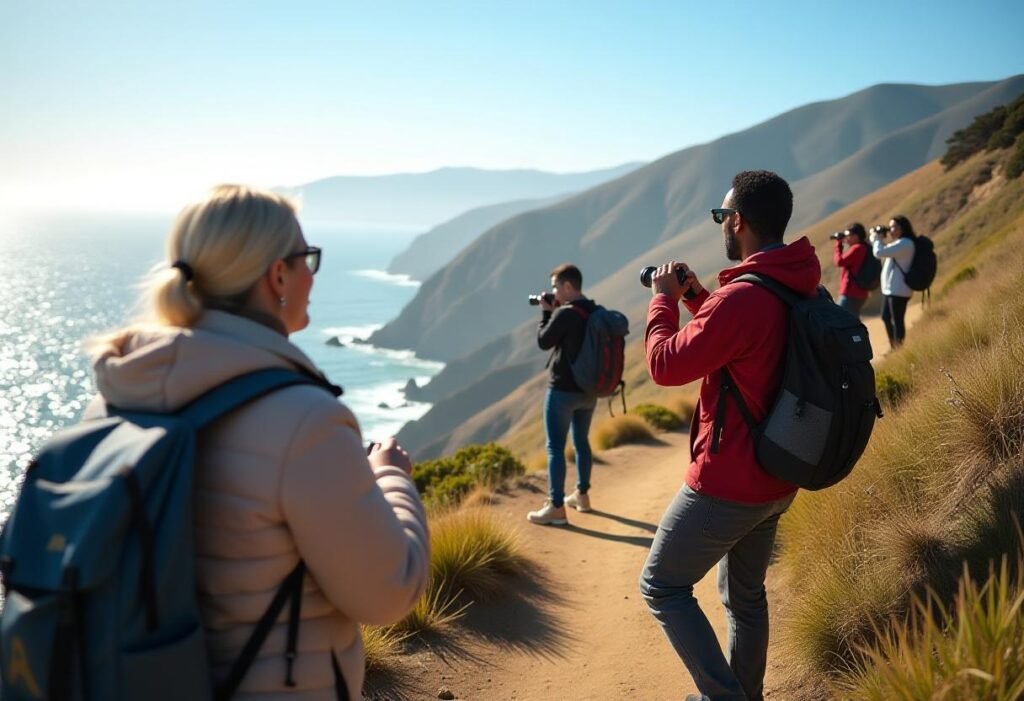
718;236;821;297
90;310;325;413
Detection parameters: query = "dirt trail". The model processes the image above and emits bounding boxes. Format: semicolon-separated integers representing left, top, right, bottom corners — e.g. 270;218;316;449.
376;303;923;700
394;432;719;701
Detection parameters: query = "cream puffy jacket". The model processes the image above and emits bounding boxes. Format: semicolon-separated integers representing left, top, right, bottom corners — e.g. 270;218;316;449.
87;310;429;700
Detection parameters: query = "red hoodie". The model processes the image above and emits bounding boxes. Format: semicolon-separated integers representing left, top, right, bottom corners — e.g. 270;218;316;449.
833;240;869;300
645;237;821;503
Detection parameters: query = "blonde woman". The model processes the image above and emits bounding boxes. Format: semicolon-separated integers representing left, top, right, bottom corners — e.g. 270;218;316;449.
86;185;429;699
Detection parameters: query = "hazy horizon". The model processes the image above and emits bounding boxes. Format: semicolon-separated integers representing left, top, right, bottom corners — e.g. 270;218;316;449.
3;1;1023;214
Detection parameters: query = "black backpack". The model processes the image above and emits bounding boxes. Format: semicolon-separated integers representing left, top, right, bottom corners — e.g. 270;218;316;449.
851;247;881;291
897;235;937;291
711;274;883;490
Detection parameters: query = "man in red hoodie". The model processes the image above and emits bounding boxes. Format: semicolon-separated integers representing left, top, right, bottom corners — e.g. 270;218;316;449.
639;171;821;701
833;222;870;318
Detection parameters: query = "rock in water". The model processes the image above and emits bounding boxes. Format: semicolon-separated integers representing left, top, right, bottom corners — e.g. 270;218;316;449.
325;336;344;347
403;378;422;401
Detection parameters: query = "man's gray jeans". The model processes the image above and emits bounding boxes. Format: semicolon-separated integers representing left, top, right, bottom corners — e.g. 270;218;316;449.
639;484;795;701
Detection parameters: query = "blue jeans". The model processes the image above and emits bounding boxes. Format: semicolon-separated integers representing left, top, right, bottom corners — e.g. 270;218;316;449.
639;484;795;701
544;388;596;507
838;295;866;319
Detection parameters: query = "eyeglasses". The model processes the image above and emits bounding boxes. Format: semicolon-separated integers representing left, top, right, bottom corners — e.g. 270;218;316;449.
284;246;321;274
710;208;739;225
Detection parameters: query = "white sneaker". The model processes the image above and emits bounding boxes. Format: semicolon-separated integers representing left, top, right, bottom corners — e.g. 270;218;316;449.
684;695;710;701
527;500;568;525
565;489;592;512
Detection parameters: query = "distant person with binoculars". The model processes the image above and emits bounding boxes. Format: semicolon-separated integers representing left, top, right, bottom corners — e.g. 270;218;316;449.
870;215;916;350
640;171;820;701
831;222;873;318
527;263;599;526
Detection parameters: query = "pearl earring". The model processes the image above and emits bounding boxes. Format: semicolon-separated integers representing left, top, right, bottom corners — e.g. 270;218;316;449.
279;296;286;307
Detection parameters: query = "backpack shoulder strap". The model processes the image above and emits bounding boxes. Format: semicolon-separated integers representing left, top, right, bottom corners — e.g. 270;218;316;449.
731;272;802;307
178;367;343;430
568;303;591;320
215;561;306;701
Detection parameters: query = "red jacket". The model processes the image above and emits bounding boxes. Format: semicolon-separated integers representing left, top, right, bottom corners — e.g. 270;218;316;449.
645;237;821;503
833;241;869;300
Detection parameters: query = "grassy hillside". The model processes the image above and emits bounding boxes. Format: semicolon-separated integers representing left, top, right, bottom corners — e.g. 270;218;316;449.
773;143;1024;698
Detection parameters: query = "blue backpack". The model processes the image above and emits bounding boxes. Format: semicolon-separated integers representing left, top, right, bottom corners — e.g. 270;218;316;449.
0;368;343;701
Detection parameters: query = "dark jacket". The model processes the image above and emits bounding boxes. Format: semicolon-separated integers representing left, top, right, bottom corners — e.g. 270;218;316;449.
645;237;821;503
537;298;598;392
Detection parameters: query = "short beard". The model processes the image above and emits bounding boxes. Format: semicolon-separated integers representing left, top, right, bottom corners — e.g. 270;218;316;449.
724;229;741;261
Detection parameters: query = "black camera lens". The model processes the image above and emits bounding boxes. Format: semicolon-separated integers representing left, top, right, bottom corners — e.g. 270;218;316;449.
528;292;555;306
829;231;846;241
640;266;698;299
640;265;687;288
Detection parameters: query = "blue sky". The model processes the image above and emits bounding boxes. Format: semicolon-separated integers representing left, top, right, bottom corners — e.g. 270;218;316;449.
2;0;1022;212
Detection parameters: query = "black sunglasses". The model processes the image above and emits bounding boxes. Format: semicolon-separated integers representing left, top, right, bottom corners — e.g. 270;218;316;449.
710;208;739;225
284;246;321;274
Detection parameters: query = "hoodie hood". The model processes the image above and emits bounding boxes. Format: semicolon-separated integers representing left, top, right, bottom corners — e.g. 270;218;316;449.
90;310;325;413
718;236;821;297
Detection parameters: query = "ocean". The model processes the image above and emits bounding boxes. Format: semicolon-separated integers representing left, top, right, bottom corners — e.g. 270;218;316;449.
0;211;442;520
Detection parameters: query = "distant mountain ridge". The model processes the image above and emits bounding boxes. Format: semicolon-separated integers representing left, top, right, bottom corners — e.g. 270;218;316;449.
373;75;1024;458
276;163;641;228
369;76;1024;364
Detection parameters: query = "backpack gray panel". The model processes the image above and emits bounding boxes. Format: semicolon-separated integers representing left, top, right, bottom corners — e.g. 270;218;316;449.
761;390;832;466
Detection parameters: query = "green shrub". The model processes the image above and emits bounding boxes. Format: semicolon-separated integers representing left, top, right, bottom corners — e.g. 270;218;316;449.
942;265;977;294
593;415;654;450
1007;136;1024;180
632;403;684;431
875;371;911;409
413;443;526;506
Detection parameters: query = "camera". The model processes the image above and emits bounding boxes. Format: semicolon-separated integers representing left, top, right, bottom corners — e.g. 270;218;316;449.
639;266;698;300
871;224;890;237
829;230;848;241
528;292;555;306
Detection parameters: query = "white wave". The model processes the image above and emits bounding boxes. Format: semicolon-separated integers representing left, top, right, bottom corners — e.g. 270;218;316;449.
350;269;420;288
321;328;444;371
344;380;434;442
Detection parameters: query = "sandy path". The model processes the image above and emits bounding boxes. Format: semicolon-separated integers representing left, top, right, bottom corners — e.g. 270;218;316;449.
386;432;731;701
371;301;923;700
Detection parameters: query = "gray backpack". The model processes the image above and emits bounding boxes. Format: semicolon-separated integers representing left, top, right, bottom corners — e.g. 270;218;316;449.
0;368;346;701
567;305;630;398
711;274;882;490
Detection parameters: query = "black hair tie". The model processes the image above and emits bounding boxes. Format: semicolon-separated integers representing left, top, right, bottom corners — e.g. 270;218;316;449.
171;261;194;282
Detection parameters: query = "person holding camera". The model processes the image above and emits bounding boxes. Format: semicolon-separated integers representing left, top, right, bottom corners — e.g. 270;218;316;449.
871;215;916;350
640;171;820;701
527;263;599;526
832;222;870;318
